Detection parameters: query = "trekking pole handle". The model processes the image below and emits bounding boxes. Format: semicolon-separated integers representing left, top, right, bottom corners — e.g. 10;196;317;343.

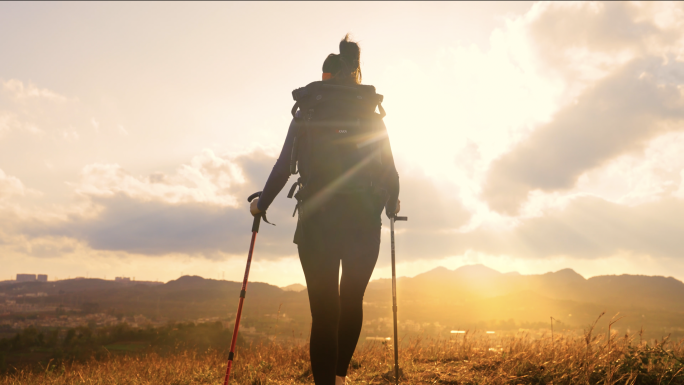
248;192;262;233
247;191;276;232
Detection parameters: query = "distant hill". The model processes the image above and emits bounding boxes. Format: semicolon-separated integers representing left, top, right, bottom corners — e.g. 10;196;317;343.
362;264;684;337
3;266;684;339
281;284;306;292
0;276;311;338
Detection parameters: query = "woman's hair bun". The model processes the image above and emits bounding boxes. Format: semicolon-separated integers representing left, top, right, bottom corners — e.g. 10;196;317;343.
320;34;362;84
333;33;362;84
339;34;360;67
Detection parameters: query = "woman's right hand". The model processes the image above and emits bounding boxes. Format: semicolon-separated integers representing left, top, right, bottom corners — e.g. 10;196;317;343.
386;198;401;218
250;198;262;217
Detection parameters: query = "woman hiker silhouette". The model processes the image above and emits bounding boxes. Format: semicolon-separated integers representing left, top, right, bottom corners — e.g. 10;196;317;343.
250;34;400;385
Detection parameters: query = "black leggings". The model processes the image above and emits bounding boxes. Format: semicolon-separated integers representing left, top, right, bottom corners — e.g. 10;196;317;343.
296;196;381;385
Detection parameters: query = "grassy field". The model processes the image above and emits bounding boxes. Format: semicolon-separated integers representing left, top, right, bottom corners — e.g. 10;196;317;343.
3;324;684;385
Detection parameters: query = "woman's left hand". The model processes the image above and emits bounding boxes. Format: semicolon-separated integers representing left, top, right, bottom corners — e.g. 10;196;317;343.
250;198;263;217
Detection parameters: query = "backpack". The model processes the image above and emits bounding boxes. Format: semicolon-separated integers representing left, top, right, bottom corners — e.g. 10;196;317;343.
286;81;387;215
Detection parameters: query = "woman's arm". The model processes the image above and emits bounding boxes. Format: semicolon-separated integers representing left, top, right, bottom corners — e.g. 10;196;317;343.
378;120;400;218
254;119;297;213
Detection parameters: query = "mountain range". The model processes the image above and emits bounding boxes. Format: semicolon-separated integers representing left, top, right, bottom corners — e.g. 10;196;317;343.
3;264;684;340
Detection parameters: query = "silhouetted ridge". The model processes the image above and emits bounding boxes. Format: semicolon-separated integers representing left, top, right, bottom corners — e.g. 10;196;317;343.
554;268;584;278
168;275;207;285
5;266;684;338
543;268;586;283
413;266;451;280
282;283;306;292
453;264;502;278
165;275;242;288
413;264;504;282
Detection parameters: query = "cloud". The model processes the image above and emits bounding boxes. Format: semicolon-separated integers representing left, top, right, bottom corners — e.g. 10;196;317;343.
482;57;684;214
479;1;684;215
0;79;75;140
394;171;472;233
377;3;684;224
73;149;250;207
6;235;81;259
398;195;684;261
45;194;284;257
1;79;69;102
0;112;12;138
571;131;684;206
0;111;44;138
0;168;28;199
20;149;298;258
524;2;684;88
485;196;684;260
11;148;473;260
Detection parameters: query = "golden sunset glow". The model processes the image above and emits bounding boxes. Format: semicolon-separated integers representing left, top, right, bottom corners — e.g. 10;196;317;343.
2;2;684;287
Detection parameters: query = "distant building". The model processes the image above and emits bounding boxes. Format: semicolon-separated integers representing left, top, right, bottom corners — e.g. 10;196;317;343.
115;277;131;282
37;274;48;282
16;274;36;282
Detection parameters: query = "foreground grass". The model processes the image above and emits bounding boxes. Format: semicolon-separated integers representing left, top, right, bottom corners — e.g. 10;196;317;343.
3;330;684;384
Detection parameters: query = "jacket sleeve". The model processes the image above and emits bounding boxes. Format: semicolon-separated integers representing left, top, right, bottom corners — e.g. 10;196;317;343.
256;119;297;212
378;120;400;218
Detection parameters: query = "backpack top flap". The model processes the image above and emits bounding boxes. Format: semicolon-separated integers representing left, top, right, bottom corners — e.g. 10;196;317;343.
291;82;384;120
287;82;386;197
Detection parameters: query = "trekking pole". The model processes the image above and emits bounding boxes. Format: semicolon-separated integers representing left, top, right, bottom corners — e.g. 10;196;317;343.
390;214;407;385
223;191;270;385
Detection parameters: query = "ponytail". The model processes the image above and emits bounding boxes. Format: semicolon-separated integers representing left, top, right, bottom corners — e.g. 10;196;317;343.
339;34;362;84
321;34;362;84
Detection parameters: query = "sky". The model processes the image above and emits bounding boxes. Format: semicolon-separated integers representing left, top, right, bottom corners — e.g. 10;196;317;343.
2;2;684;286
